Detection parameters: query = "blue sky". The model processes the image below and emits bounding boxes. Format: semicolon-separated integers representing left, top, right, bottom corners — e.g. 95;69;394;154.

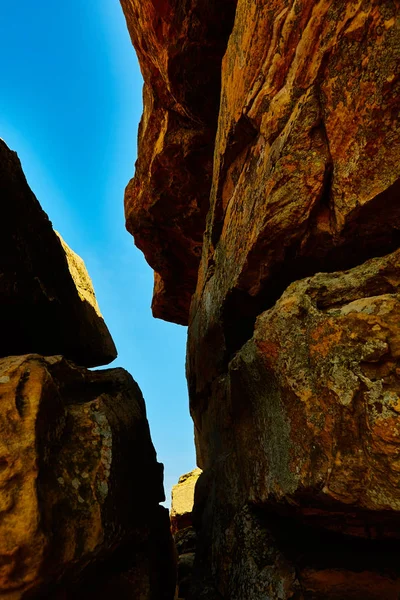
0;1;195;503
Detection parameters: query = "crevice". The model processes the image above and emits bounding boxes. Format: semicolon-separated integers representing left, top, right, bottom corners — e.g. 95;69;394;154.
222;177;400;361
15;369;30;418
211;115;258;249
251;503;400;574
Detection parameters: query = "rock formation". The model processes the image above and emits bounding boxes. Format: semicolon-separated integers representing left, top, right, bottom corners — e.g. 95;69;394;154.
171;468;201;534
0;355;174;599
121;0;400;598
120;0;237;324
0;140;116;368
171;469;201;599
0;143;175;599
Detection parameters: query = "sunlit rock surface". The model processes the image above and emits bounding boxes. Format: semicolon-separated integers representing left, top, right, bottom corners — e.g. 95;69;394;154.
122;0;400;597
171;468;201;535
185;1;400;597
0;140;116;367
171;469;201;600
120;0;237;324
0;354;175;599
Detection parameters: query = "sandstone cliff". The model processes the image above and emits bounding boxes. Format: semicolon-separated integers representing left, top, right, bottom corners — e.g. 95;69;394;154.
122;0;400;598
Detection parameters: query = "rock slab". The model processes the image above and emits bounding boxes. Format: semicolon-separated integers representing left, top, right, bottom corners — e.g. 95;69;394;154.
171;468;201;535
0;140;116;367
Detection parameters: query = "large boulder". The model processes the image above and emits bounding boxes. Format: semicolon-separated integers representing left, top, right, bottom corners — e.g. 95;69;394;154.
0;354;174;599
185;1;400;593
188;0;400;396
0;140;116;367
171;468;201;535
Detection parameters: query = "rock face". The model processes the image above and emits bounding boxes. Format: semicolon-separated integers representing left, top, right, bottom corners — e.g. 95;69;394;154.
123;0;400;598
0;140;116;367
0;354;174;599
190;252;400;598
171;469;201;600
120;0;237;324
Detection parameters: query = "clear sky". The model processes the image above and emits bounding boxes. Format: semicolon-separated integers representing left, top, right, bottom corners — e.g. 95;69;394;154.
0;1;196;504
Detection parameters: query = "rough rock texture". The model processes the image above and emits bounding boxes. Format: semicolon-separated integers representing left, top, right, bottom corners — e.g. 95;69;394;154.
120;0;237;324
171;469;201;600
185;1;400;597
189;0;400;386
0;140;116;367
0;354;175;599
123;0;400;598
190;251;400;598
171;468;201;534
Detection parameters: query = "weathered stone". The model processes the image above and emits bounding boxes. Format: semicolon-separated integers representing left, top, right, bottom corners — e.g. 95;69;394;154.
0;354;174;599
171;469;201;600
189;0;400;389
122;0;400;597
190;457;400;599
188;251;400;597
119;0;237;324
171;468;201;534
0;140;116;367
183;1;400;597
194;247;400;519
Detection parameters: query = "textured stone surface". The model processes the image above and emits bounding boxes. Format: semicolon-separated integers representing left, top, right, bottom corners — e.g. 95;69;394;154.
120;0;237;324
184;0;400;598
189;0;400;385
0;354;174;599
122;0;400;597
171;469;201;599
171;468;201;534
0;140;116;367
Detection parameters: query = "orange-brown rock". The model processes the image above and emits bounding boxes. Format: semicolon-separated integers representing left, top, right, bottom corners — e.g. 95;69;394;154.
193;248;400;519
119;0;237;324
189;0;400;384
0;354;174;599
123;0;400;597
184;0;400;598
0;140;116;367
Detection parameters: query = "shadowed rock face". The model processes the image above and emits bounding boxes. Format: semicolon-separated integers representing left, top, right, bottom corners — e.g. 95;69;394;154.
0;354;175;600
122;0;400;597
0;140;175;599
0;140;116;367
120;0;237;324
